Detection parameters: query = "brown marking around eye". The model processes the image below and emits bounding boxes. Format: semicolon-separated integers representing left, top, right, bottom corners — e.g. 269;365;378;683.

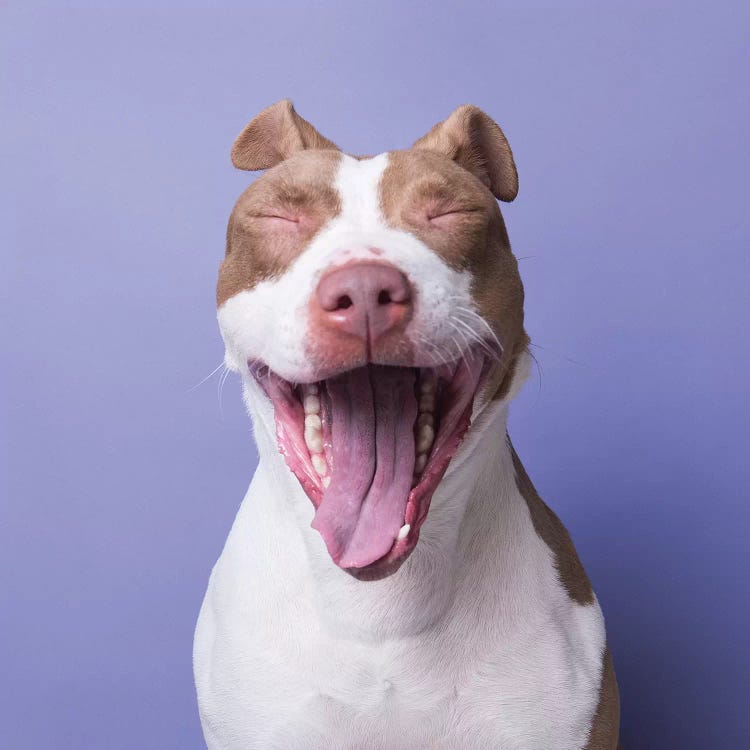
217;150;342;308
379;148;528;382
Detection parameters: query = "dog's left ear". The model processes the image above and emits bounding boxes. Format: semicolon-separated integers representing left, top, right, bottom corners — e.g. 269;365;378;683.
413;105;518;202
231;99;339;171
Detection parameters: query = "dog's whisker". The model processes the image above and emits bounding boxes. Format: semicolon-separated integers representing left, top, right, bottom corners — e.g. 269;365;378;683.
528;342;588;368
412;332;453;367
217;366;232;418
187;361;226;393
448;321;473;357
453;305;503;355
449;316;501;363
527;346;543;399
429;337;458;367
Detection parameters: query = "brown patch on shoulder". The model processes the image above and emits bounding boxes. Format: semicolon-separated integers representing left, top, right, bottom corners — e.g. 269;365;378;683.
510;440;595;605
584;647;621;749
216;149;342;307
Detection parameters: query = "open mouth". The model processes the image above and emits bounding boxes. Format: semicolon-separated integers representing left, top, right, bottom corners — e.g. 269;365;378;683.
251;352;486;579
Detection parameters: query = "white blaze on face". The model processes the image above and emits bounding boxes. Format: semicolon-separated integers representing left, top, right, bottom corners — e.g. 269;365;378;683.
217;153;480;383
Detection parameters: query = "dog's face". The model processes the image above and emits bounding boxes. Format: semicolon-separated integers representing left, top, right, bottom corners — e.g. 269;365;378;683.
218;101;528;578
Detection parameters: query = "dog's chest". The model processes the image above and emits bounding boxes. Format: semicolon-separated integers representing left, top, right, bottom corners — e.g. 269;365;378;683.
278;633;591;748
194;459;605;750
197;575;601;750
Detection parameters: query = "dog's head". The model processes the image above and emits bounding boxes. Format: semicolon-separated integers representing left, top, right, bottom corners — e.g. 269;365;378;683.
218;100;529;578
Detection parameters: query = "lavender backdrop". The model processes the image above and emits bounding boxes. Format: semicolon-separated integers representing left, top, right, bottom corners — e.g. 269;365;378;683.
2;2;748;747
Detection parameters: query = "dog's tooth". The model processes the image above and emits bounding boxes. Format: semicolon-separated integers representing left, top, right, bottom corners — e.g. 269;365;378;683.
311;453;327;476
418;394;434;413
415;453;427;473
397;523;410;541
322;476;331;489
304;413;322;430
416;425;434;454
304;427;323;454
303;394;320;415
306;383;319;395
417;412;434;430
419;376;435;394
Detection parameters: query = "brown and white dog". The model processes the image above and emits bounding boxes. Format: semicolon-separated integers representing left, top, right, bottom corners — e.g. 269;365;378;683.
193;100;620;749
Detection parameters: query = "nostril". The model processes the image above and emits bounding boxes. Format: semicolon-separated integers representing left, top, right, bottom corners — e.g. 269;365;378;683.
316;261;412;327
335;294;353;311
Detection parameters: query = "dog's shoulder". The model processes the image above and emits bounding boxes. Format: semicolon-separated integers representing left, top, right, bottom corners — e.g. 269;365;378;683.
509;439;595;605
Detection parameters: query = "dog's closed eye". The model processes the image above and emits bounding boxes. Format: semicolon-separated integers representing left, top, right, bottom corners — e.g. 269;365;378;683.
255;213;300;227
427;208;476;220
426;208;480;226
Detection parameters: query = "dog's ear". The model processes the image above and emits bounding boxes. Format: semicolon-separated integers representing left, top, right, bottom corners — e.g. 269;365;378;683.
413;105;518;202
231;99;339;171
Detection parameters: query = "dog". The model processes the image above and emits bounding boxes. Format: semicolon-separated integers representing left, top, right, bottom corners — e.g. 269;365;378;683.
193;100;620;749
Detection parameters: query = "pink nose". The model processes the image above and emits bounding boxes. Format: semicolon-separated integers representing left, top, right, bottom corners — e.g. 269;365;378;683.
315;261;413;342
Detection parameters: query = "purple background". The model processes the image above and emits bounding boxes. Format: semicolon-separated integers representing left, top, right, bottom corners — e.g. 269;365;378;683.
2;2;748;747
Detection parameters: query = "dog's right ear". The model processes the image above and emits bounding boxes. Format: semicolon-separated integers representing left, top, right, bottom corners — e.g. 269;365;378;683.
230;99;339;171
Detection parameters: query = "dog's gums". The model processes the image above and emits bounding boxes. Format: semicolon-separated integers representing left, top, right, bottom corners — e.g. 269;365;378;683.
250;352;486;578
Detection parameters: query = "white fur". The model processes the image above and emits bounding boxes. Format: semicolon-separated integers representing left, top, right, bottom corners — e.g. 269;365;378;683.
196;155;607;748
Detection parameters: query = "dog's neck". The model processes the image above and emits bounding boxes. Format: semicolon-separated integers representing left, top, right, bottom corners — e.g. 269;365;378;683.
244;378;532;643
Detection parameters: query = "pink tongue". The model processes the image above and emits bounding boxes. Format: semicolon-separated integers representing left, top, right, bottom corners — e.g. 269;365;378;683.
311;366;417;568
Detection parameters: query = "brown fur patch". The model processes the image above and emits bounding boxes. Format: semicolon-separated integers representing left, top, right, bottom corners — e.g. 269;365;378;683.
584;647;621;749
217;150;342;306
510;440;595;605
380;148;527;385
